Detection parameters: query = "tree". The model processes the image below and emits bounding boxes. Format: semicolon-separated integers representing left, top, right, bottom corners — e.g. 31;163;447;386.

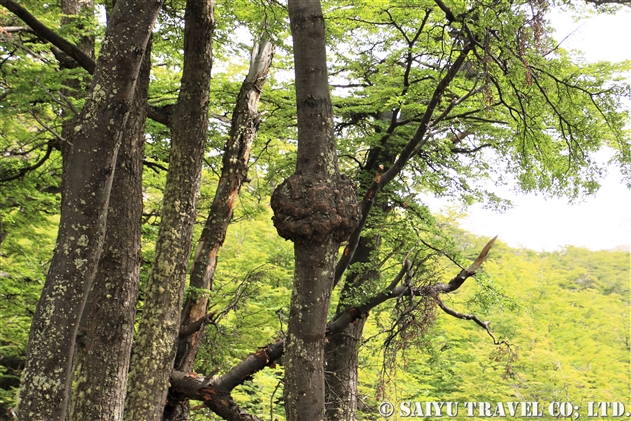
0;0;629;420
0;0;163;418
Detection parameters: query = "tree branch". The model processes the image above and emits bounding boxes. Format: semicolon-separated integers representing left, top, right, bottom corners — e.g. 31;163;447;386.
0;142;54;183
0;0;96;73
0;0;173;126
169;340;284;421
167;236;499;421
334;43;474;284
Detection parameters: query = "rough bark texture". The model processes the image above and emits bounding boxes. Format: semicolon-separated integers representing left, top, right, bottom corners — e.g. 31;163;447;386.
325;238;375;421
58;0;95;186
67;37;151;421
167;340;283;421
274;1;360;420
15;1;162;419
164;36;274;421
123;0;214;419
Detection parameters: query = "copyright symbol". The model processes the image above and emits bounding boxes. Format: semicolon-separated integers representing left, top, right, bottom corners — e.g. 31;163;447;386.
379;401;395;417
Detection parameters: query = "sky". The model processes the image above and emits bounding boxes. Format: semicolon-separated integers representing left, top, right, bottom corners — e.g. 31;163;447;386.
432;8;631;252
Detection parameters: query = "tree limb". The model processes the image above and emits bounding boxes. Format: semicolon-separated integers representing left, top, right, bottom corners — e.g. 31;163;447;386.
169;340;284;421
0;142;54;183
167;236;500;421
0;0;173;126
0;0;95;73
334;43;474;285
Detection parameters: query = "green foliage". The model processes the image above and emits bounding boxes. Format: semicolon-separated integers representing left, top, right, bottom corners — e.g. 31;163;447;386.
357;235;630;420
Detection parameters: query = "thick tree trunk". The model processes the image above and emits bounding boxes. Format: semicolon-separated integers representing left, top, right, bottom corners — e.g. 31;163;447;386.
164;36;274;421
325;320;365;421
123;0;214;419
325;238;375;421
272;1;360;420
58;0;95;184
67;37;151;421
16;1;162;419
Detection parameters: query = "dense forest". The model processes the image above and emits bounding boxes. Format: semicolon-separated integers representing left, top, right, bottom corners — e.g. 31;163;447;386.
2;205;630;419
0;0;630;420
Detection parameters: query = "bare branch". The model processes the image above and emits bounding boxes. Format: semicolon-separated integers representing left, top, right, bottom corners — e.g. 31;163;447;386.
435;296;506;345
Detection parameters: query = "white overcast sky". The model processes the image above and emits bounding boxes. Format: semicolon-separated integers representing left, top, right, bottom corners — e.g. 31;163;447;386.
432;8;631;252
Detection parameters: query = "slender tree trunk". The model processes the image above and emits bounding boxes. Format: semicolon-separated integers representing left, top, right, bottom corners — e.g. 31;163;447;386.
67;36;151;421
16;1;162;419
272;1;360;420
164;36;274;421
325;320;365;421
123;0;214;419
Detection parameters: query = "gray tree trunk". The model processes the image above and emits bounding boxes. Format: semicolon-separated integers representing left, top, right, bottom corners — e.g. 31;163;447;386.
272;1;360;420
123;0;214;419
67;37;151;421
15;1;163;419
165;36;274;421
325;239;376;421
58;0;95;184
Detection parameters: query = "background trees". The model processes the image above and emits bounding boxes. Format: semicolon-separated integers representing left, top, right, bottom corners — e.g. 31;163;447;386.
0;0;629;420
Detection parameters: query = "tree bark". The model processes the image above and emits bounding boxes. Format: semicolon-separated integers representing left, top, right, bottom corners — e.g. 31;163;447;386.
123;0;214;419
169;340;284;421
325;238;375;421
15;1;163;419
58;0;95;187
272;1;360;420
164;36;274;421
67;36;151;421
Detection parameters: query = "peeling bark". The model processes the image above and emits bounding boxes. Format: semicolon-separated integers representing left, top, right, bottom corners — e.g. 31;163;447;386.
123;0;214;419
165;36;274;421
15;1;163;419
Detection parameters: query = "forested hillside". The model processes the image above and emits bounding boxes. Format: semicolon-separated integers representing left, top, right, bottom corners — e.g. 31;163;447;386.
2;200;629;419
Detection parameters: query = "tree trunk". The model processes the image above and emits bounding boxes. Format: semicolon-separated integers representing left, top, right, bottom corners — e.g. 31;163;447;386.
272;1;360;420
325;320;365;421
164;36;274;421
325;111;395;421
16;1;163;419
323;43;474;420
58;0;95;185
67;36;151;421
123;0;214;419
325;238;375;421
